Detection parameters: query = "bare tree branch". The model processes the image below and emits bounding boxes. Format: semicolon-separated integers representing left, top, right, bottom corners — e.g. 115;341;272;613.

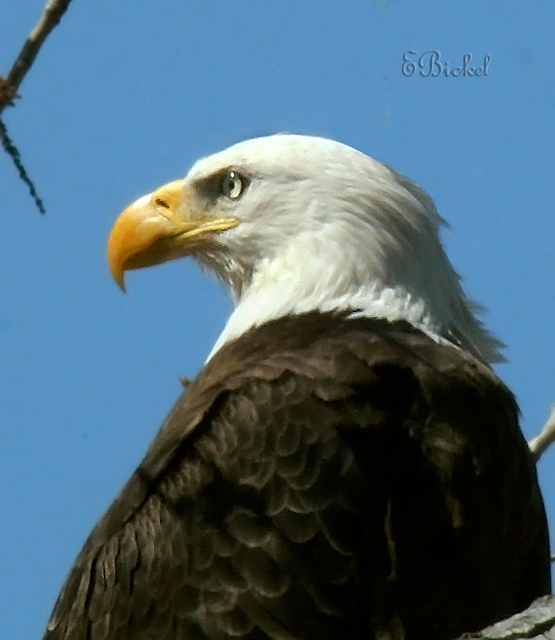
1;0;74;213
458;595;555;640
0;0;74;114
529;404;555;462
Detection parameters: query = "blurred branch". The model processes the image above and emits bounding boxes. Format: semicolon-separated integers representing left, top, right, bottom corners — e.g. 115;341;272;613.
0;76;19;108
0;0;74;114
529;404;555;462
1;0;74;213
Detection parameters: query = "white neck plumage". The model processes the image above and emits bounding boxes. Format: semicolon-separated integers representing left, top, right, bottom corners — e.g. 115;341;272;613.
206;225;503;366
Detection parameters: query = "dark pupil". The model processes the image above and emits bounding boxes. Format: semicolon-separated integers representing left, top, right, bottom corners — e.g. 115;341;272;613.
226;174;237;195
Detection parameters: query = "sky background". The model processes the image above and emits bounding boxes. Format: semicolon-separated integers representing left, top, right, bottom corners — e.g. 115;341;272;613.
1;1;554;638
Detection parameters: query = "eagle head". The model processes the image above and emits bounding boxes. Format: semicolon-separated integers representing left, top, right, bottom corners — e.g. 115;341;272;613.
108;134;503;364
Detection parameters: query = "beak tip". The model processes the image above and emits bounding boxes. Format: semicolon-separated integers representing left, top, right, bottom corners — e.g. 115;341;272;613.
110;267;127;293
116;277;127;293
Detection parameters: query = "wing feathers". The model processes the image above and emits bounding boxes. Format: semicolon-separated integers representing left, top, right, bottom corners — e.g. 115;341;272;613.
43;314;550;640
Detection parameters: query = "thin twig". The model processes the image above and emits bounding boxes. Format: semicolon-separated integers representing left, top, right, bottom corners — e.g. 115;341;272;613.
528;404;555;462
0;118;45;213
0;0;74;114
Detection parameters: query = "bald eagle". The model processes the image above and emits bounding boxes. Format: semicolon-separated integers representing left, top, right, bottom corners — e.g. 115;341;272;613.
44;135;550;640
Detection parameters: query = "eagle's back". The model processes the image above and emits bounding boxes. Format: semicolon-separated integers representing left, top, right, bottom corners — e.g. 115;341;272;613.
44;312;551;640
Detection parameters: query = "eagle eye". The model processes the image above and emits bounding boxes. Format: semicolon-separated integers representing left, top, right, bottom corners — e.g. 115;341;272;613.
221;171;245;201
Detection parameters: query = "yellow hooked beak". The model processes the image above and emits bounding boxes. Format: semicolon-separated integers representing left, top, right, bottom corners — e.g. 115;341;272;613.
107;180;239;291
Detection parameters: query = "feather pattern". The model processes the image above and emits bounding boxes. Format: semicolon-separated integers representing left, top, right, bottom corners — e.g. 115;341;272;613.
43;313;550;640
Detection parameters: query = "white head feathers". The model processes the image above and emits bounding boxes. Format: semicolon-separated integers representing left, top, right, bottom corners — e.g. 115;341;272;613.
186;134;502;364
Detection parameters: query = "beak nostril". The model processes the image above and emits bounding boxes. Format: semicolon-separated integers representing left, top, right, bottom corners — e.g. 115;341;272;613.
154;197;170;209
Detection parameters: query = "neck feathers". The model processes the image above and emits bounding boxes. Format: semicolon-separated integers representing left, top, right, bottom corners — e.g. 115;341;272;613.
207;225;503;365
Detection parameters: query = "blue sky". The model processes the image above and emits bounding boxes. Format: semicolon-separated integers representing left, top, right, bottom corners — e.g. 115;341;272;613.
1;1;554;638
